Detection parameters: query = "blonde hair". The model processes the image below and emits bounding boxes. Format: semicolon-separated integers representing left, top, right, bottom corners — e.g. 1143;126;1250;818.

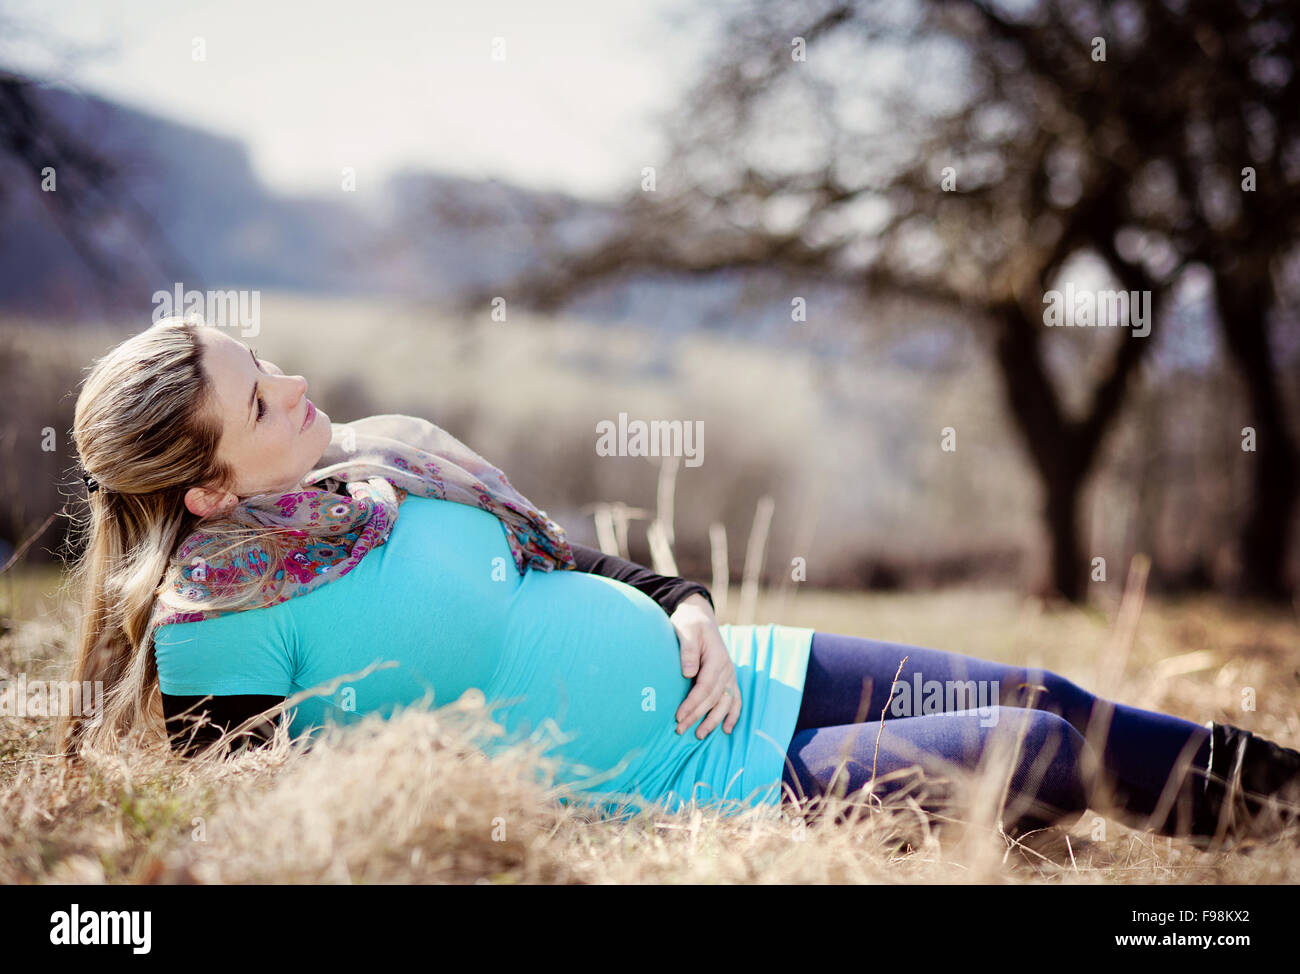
56;316;308;760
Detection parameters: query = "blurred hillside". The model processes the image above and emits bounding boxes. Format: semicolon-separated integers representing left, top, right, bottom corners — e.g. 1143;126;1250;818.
0;76;861;349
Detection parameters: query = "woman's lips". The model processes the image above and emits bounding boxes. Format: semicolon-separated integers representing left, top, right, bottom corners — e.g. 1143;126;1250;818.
301;399;316;431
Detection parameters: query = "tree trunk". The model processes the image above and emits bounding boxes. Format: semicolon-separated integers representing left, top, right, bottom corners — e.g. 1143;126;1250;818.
991;304;1086;600
992;298;1152;602
1044;473;1086;601
1214;264;1299;601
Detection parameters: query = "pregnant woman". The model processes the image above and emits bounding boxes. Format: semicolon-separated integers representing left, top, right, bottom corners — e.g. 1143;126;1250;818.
57;317;1300;850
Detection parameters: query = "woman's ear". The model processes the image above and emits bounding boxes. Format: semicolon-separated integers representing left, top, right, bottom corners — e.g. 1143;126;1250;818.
183;485;238;519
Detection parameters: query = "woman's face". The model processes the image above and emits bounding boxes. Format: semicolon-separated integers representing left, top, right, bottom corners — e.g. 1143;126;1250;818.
183;326;332;518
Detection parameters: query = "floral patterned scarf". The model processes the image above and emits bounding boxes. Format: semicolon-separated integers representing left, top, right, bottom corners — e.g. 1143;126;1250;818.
149;414;575;628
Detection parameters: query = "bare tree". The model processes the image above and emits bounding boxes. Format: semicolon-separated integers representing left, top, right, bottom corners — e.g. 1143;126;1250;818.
451;0;1300;602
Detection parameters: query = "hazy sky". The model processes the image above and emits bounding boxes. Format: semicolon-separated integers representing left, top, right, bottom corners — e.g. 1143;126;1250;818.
1;0;713;200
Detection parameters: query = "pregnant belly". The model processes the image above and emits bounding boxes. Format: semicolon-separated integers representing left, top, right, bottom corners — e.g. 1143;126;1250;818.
485;568;700;789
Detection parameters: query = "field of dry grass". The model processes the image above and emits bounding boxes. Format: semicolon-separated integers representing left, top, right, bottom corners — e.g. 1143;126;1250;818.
3;561;1298;885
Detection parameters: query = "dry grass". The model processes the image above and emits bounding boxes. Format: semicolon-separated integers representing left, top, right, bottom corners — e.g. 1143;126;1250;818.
3;564;1298;885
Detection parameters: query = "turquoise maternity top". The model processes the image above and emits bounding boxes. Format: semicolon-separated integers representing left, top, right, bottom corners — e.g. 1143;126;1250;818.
153;494;814;815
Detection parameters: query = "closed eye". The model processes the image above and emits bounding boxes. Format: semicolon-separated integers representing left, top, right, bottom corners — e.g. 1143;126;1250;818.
252;347;267;422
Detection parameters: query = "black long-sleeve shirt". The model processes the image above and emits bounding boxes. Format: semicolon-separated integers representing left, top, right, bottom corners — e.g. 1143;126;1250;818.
159;541;713;757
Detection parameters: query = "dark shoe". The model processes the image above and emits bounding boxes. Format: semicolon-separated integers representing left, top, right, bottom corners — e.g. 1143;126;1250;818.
1186;721;1300;850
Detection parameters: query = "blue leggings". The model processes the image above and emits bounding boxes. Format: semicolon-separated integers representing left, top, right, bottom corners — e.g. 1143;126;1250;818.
780;631;1214;834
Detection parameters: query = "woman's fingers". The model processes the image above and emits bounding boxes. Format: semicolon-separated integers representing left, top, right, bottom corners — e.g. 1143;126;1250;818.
676;671;723;734
723;685;743;734
674;632;706;727
675;651;727;733
695;684;740;739
678;630;703;679
672;618;743;738
676;665;741;738
673;624;714;728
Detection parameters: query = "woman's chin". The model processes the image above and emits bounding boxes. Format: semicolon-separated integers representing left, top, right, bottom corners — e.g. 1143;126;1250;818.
319;416;334;451
310;406;331;434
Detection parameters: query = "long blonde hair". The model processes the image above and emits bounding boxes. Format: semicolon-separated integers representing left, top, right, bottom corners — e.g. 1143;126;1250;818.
56;316;305;760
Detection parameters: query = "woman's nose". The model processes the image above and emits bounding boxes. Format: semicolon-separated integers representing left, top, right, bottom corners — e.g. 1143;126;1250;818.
275;372;307;401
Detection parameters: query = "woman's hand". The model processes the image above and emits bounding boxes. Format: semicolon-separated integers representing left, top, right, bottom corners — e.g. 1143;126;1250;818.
669;593;742;738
